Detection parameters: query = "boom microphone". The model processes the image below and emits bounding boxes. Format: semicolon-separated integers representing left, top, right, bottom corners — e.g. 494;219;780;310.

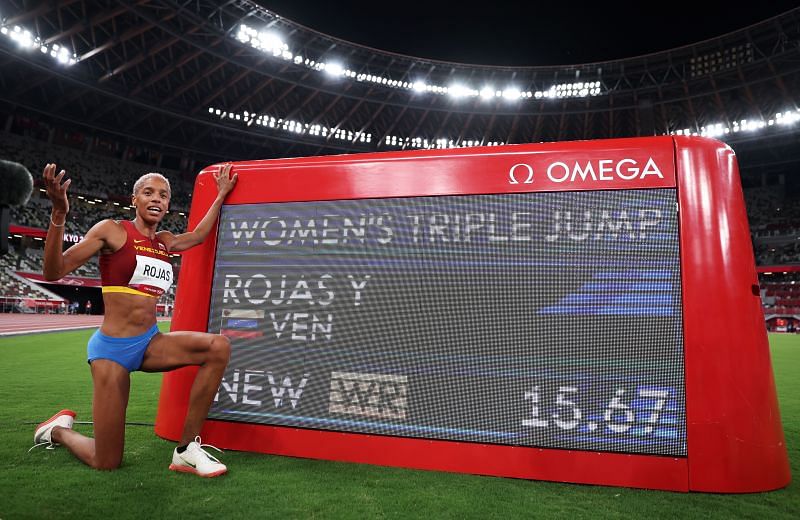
0;160;34;255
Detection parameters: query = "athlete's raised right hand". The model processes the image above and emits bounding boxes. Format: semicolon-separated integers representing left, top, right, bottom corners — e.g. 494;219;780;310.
43;163;71;215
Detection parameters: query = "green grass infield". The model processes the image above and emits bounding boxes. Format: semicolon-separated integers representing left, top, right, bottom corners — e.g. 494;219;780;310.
0;324;797;518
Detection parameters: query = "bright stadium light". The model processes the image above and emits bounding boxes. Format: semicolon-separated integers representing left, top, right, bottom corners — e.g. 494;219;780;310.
534;81;602;100
11;27;33;48
231;25;604;104
382;133;505;150
239;24;289;56
211;105;515;152
776;111;800;126
0;22;77;65
262;35;287;54
448;84;471;98
479;87;495;100
56;47;70;64
236;27;250;44
208;106;371;144
699;123;725;138
323;62;344;76
670;109;800;139
743;119;766;132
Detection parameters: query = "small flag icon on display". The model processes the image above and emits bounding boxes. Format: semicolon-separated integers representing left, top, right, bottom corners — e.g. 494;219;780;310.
220;308;264;338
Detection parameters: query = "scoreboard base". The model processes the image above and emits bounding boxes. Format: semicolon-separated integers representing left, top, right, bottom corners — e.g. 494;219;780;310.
157;416;689;491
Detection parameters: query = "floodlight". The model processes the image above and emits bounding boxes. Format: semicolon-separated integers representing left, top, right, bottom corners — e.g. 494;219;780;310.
324;62;344;76
448;84;470;98
258;32;285;51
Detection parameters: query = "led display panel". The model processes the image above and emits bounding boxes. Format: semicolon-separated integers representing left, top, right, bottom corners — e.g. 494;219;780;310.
207;188;685;456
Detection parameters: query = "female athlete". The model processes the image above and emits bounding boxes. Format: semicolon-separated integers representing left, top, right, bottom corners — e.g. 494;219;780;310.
32;162;237;478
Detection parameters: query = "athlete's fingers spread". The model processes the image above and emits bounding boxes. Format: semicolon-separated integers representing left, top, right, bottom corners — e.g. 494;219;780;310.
46;167;59;189
62;178;72;192
54;170;66;184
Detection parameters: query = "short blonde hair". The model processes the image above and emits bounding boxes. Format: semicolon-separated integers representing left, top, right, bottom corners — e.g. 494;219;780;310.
132;172;171;197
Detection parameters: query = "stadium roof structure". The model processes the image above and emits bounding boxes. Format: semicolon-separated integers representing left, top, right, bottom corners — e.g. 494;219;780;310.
0;0;799;170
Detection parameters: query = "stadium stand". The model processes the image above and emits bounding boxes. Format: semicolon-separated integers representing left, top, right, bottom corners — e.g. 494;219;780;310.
0;254;64;313
0;129;193;210
745;183;800;266
760;269;800;331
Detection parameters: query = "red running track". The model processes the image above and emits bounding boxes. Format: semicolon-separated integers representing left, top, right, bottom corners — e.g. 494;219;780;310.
0;314;170;336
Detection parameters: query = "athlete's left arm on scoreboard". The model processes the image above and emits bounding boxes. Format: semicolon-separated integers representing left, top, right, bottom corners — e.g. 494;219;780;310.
157;163;238;253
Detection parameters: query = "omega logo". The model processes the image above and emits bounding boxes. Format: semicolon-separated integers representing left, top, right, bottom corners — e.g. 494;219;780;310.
508;163;534;184
507;158;664;185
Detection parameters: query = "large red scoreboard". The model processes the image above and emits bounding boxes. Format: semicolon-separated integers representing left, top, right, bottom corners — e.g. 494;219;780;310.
155;136;790;492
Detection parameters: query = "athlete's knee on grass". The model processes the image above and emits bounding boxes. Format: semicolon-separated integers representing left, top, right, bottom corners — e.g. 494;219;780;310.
92;460;122;471
90;453;123;471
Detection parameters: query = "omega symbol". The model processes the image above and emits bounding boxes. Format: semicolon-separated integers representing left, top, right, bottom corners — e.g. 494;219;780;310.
508;163;534;184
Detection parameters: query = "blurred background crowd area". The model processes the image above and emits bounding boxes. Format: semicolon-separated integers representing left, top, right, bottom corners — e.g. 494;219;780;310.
1;117;799;323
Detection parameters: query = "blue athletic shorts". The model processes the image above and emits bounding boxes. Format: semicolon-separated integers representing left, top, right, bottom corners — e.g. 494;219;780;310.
87;324;160;372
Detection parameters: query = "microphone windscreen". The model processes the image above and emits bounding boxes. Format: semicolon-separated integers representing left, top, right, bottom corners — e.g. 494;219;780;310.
0;160;34;206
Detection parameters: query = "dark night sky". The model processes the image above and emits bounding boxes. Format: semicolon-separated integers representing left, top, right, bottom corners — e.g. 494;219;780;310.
255;1;799;66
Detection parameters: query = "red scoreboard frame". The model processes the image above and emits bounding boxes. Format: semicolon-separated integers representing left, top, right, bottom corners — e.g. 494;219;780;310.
155;136;790;492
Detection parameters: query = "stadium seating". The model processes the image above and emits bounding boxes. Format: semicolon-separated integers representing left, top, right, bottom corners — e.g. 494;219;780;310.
2;123;800;323
0;255;63;313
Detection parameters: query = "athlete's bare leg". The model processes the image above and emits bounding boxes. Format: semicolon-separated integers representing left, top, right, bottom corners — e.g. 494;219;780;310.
140;331;230;445
51;360;130;469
